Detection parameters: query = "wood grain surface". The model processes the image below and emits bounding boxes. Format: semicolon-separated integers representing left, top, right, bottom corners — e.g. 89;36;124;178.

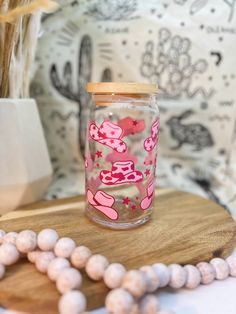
0;189;235;314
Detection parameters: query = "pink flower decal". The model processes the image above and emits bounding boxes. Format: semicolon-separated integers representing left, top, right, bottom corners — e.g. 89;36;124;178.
89;121;127;153
144;119;160;152
140;178;155;210
87;189;118;220
100;160;143;185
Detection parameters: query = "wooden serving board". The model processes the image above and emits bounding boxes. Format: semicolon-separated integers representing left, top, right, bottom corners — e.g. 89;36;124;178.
0;189;235;314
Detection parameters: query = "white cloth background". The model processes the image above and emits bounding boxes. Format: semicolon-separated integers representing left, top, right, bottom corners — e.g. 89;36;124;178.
32;0;236;218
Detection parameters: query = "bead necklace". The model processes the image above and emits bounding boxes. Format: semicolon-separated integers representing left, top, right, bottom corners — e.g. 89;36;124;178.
0;228;236;314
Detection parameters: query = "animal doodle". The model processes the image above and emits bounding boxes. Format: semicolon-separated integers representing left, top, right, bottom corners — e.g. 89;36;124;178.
140;28;215;100
166;110;214;151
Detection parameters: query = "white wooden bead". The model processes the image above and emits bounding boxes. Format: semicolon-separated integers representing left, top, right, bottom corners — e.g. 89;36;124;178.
168;264;187;289
54;237;76;258
37;228;59;251
0;263;5;279
35;251;55;273
184;265;201;289
27;250;41;263
105;288;134;314
139;294;160;314
152;263;170;287
140;265;160;292
3;232;18;245
197;262;215;284
58;290;86;314
104;263;126;289
0;243;20;266
85;254;109;281
210;258;229;280
16;230;37;254
56;268;82;294
70;246;92;269
226;256;236;277
47;257;70;281
122;270;147;298
0;230;5;244
130;303;139;314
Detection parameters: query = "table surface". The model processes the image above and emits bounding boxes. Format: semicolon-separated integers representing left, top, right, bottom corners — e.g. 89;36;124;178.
0;189;236;314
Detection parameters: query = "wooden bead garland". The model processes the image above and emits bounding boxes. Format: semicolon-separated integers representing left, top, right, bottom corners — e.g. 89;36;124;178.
0;228;236;314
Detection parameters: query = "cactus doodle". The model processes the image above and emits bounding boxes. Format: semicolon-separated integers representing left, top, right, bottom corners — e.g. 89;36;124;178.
140;28;215;99
50;34;92;157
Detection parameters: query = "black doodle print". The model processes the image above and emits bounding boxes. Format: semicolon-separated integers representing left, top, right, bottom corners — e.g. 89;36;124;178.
210;51;223;66
50;62;80;102
98;43;113;61
223;0;236;22
174;0;209;15
190;0;209;14
101;68;113;82
140;28;215;99
50;34;92;157
166;110;214;151
57;21;79;47
188;168;226;208
50;111;79;121
174;0;188;4
171;163;183;173
78;35;92;157
84;0;138;21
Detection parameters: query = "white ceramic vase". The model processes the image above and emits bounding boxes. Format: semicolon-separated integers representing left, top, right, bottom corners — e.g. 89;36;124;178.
0;98;52;213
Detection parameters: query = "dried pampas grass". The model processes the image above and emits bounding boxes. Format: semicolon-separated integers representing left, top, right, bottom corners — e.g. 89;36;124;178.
0;0;58;98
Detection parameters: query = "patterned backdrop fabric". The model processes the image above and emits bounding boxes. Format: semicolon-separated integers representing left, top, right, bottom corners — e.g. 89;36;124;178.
31;0;236;218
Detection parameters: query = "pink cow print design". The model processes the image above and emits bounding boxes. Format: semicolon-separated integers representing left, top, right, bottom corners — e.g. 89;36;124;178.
100;160;143;185
140;178;155;210
144;119;160;152
89;121;127;153
87;189;118;220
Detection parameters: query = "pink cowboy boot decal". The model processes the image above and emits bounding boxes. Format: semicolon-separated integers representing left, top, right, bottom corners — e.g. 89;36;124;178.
144;119;160;152
100;160;143;185
89;121;127;153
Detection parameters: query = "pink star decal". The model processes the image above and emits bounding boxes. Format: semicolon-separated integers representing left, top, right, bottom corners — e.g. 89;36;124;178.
111;131;115;135
145;169;150;176
96;150;102;158
123;197;130;205
110;139;114;144
131;204;136;210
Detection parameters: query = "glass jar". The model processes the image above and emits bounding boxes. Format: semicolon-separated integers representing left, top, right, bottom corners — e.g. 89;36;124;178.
85;83;159;229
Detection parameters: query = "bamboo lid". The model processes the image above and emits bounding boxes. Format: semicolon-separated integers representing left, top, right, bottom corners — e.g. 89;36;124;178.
86;82;158;94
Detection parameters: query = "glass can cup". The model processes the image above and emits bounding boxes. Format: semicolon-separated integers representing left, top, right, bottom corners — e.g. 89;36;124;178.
85;82;159;229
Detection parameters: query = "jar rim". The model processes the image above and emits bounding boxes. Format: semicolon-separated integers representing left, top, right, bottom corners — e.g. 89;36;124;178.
86;82;158;94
